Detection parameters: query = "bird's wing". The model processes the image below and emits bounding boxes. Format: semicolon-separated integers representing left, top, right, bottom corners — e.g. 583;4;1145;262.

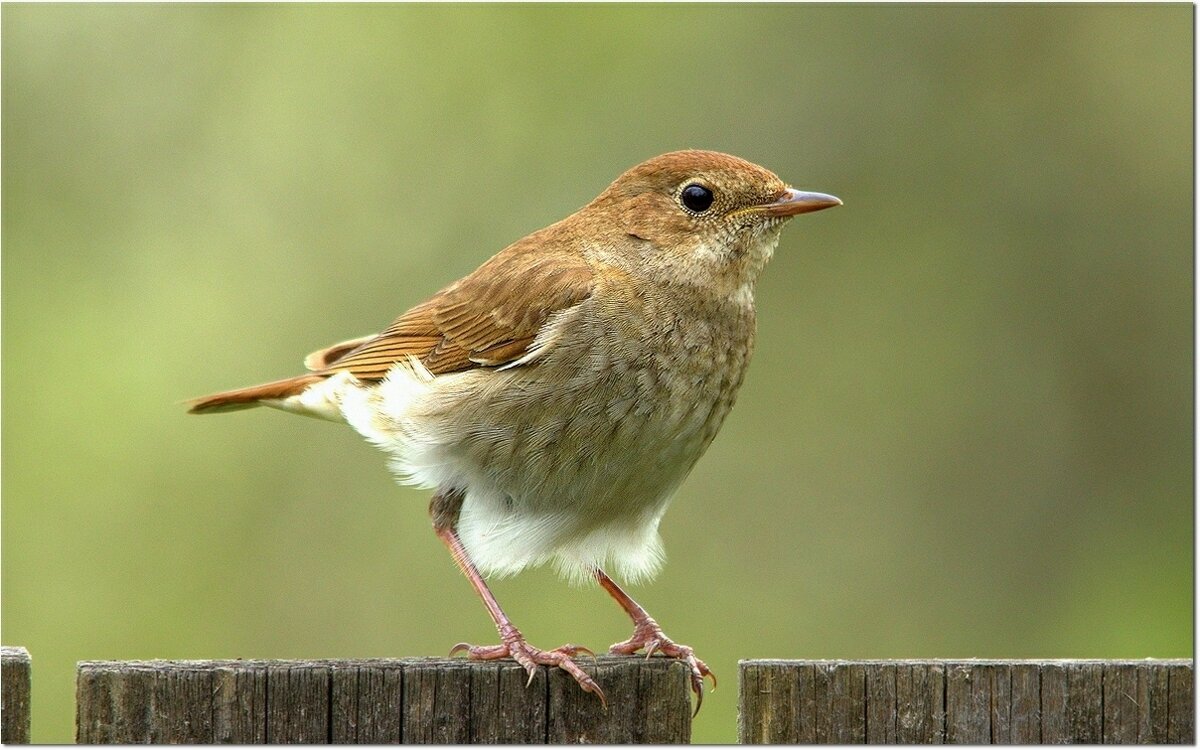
314;251;595;380
303;335;378;371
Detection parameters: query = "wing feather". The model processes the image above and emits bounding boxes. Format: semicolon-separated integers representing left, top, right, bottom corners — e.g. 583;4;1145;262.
316;248;594;380
303;335;378;371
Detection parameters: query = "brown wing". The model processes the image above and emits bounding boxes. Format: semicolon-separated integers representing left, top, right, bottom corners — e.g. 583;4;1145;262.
303;334;378;371
318;250;594;381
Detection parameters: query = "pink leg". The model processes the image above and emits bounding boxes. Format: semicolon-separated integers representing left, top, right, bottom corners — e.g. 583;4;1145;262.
595;568;715;710
437;526;605;706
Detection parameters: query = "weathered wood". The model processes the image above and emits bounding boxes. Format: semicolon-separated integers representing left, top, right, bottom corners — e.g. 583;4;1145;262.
2;647;31;744
1039;662;1068;743
1009;662;1040;742
155;664;215;742
401;660;472;743
1168;661;1194;743
1103;662;1146;743
739;660;1193;744
76;656;690;744
268;662;330;742
987;664;1012;742
332;662;403;743
1067;661;1103;742
468;661;546;744
817;660;866;742
213;663;266;743
546;656;691;743
1147;661;1170;744
945;663;989;743
896;662;944;743
738;659;805;743
866;662;897;743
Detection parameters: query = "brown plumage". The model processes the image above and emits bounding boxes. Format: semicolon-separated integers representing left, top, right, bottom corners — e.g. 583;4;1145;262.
188;237;594;412
186;373;325;413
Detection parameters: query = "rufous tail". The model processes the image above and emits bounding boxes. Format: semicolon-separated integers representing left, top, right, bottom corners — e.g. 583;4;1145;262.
187;373;325;414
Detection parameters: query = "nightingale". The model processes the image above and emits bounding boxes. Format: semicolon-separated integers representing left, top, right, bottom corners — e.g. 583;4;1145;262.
189;150;840;707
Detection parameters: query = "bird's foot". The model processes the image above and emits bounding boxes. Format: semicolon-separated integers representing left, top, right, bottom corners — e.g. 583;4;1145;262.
451;628;606;707
610;619;715;710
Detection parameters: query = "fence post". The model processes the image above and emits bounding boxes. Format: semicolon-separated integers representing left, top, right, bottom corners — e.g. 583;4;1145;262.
76;656;692;744
2;647;31;744
739;659;1193;744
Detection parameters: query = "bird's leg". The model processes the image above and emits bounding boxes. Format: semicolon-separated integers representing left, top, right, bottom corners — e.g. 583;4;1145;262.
432;490;604;705
595;568;715;708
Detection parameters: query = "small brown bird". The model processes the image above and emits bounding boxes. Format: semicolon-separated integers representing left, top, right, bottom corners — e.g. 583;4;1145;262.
189;150;840;707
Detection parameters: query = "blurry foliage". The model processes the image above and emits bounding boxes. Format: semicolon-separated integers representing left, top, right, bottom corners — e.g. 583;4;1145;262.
2;5;1191;743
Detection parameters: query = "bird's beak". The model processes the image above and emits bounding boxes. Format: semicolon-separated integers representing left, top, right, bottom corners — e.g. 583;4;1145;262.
755;188;842;217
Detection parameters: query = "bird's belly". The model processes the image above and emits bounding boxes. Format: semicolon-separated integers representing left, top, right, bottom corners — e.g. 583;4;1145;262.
456;361;741;580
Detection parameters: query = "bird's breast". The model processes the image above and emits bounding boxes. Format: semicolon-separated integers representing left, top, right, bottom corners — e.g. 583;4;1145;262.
515;286;757;510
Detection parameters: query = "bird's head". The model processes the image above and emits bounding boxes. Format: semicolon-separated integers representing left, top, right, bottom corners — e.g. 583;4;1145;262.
583;150;840;297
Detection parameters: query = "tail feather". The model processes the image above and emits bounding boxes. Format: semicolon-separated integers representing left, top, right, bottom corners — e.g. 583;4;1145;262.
187;373;325;414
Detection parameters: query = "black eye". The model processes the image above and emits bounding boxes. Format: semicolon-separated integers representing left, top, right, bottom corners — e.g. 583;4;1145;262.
680;183;714;213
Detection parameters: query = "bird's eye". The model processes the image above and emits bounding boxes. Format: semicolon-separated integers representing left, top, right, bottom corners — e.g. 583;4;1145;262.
680;183;714;213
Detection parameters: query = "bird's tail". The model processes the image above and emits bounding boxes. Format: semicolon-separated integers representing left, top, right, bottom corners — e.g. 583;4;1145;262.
187;373;325;414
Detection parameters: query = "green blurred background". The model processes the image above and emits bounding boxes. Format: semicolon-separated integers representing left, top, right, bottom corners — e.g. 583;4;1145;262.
2;4;1192;743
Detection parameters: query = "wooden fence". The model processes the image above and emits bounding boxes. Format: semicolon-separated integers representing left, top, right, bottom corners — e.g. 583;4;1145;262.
75;657;690;744
2;647;31;744
739;659;1194;744
0;648;1194;743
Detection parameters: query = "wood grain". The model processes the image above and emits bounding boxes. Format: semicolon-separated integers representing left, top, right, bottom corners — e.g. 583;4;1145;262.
76;656;690;744
739;659;1192;744
2;647;31;744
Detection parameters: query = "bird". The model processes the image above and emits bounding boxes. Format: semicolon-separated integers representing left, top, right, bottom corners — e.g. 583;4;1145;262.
188;150;840;708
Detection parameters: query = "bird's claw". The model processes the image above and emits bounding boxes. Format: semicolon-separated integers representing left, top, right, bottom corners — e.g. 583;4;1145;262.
558;643;599;664
610;626;715;714
450;636;606;708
